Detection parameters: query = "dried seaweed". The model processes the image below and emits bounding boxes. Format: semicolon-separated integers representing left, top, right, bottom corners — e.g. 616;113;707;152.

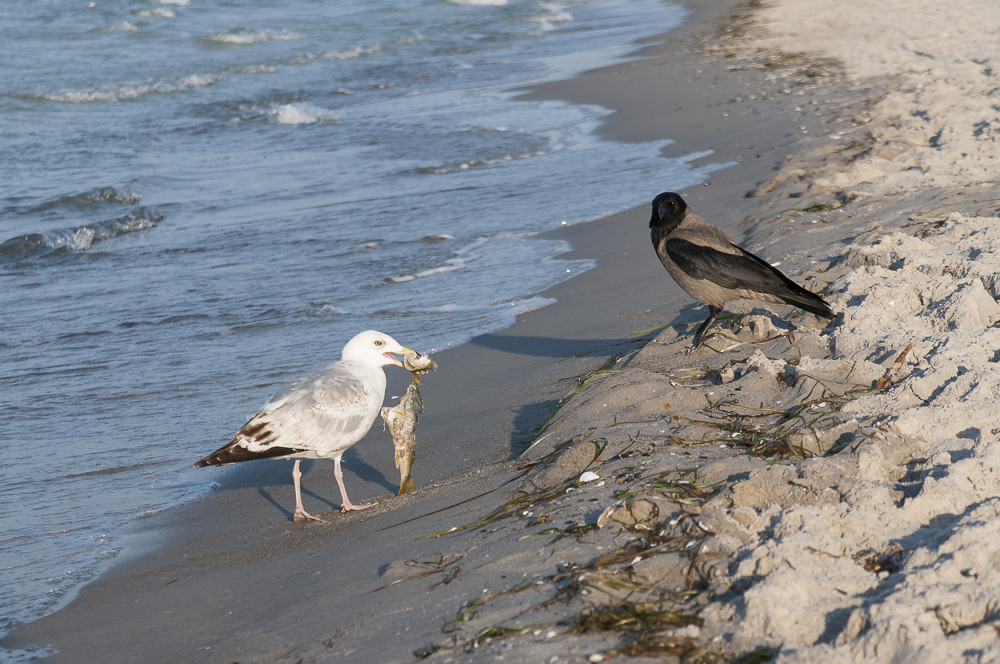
854;544;903;573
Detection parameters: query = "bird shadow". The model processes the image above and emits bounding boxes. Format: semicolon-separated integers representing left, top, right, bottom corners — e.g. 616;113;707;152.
469;332;639;359
255;486;294;521
204;449;397;509
341;446;398;494
251;452;397;519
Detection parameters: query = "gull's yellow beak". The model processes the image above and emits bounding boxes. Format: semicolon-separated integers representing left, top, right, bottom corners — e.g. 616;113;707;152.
385;346;417;367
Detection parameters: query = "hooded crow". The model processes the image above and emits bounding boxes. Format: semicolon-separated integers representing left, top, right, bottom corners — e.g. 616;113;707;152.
649;192;834;346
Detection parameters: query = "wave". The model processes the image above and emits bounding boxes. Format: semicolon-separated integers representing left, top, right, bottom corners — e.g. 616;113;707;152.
500;295;557;316
682;149;717;162
106;21;138;32
135;7;176;18
529;2;574;32
270;102;338;125
383;233;514;284
320;43;383;61
447;0;508;5
0;209;163;263
202;28;302;46
386;258;467;283
414;150;547;174
425;295;557;316
17;37;389;105
25;73;226;104
22;187;142;214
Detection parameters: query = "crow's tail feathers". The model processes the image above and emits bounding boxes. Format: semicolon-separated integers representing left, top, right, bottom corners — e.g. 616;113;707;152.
781;287;834;320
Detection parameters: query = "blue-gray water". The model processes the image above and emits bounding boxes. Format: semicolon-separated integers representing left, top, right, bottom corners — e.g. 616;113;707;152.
0;0;728;654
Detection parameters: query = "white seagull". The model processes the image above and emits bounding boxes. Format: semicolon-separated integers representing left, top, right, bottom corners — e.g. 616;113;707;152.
195;330;416;522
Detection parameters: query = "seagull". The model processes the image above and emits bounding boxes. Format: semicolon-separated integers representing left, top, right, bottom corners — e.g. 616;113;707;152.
195;330;416;522
649;192;834;346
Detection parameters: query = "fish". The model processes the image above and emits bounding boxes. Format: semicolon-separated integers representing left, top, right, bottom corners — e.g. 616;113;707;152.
402;352;437;375
381;352;436;495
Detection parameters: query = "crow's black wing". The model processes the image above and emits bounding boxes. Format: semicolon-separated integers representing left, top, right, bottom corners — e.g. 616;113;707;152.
664;238;833;318
664;238;781;291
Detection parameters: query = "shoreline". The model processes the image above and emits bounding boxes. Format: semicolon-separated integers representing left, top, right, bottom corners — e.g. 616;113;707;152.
4;0;883;661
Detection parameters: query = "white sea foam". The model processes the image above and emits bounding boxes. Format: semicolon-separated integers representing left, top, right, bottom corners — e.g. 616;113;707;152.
54;212;162;252
397;32;424;45
158;0;189;5
135;7;176;18
204;28;302;45
0;210;163;259
498;296;558;316
424;296;556;316
309;303;349;316
230;64;278;74
36;73;225;103
270;102;338;124
320;43;382;60
414;259;467;278
682;149;716;162
281;42;383;68
386;259;468;284
107;21;138;31
529;2;573;32
417;151;548;174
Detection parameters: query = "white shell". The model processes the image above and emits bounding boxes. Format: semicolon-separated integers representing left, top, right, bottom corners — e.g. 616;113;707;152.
579;471;600;483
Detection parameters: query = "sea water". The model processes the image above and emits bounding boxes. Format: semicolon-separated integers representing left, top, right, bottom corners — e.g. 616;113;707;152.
0;0;728;650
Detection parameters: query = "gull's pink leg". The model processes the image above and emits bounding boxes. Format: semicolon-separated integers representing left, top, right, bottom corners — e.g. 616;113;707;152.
292;459;321;523
334;455;374;512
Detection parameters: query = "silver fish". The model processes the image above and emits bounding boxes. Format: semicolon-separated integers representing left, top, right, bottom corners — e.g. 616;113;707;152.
381;352;436;495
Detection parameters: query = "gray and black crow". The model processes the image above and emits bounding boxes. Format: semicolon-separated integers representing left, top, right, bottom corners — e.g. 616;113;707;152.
650;191;834;346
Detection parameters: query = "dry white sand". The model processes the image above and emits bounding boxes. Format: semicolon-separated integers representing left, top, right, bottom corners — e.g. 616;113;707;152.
755;0;1000;198
704;3;1000;660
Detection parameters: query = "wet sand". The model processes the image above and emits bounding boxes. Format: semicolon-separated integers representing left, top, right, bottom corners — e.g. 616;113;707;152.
12;0;992;661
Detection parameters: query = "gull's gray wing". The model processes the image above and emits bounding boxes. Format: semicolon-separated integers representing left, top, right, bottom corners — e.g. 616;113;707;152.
195;362;380;466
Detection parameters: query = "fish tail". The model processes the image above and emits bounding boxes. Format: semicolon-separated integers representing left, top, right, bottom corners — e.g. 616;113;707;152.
398;477;416;495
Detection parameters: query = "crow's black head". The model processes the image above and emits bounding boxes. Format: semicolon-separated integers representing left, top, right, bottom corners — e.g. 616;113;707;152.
649;192;687;233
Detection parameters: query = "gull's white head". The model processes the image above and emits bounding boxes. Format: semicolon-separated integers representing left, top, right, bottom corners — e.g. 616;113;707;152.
341;330;415;367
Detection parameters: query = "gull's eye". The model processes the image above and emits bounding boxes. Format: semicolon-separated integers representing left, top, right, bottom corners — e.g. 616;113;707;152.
374;340;384;347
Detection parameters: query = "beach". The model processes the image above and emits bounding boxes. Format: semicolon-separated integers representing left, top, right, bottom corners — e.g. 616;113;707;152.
7;0;1000;662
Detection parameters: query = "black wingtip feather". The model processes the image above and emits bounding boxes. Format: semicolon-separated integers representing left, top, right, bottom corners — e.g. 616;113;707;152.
737;246;835;319
194;443;303;467
780;290;835;319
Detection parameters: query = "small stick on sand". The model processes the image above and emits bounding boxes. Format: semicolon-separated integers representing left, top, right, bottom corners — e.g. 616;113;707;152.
875;342;915;389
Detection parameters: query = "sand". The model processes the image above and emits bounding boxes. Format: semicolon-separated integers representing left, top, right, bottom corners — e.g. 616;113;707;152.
7;0;1000;662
